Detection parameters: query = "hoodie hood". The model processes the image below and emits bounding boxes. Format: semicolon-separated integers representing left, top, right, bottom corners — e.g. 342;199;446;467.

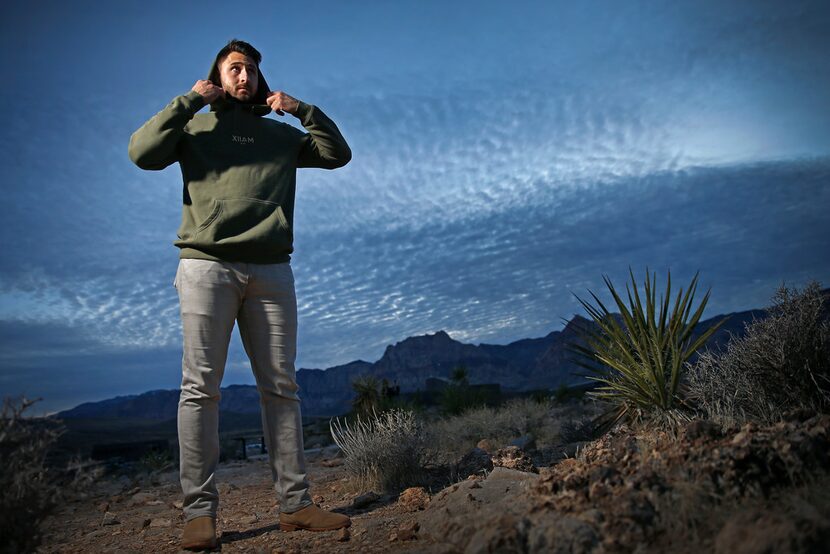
207;55;272;116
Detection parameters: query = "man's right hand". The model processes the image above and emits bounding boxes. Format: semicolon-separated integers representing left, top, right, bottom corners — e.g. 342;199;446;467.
192;80;225;103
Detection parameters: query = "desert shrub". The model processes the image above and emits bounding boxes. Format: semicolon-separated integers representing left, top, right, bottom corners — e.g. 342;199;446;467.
138;448;175;473
350;375;405;416
428;397;559;463
570;268;725;431
1;398;69;553
687;281;830;426
330;409;425;493
439;365;497;416
350;375;382;416
558;416;597;443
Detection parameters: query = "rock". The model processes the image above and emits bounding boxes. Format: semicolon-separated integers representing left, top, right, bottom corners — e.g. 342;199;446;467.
337;527;350;542
714;504;830;554
684;419;722;441
396;521;419;541
101;512;120;526
526;514;600;554
128;491;156;505
241;514;259;525
476;439;498;453
217;482;238;495
352;491;380;509
491;446;537;473
456;447;494;479
466;514;529;554
97;501;110;512
172;500;183;509
398;487;430;512
509;434;537;451
149;518;171;528
418;467;539;550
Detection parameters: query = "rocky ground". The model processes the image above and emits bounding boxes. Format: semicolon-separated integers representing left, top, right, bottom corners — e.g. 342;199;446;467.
38;412;830;553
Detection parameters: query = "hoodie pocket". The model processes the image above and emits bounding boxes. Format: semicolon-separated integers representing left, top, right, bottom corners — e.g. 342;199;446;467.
189;197;292;256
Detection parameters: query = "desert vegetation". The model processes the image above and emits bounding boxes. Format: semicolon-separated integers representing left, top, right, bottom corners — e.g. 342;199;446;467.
327;272;829;552
687;280;830;426
330;408;426;493
0;398;97;553
13;273;830;553
569;268;726;431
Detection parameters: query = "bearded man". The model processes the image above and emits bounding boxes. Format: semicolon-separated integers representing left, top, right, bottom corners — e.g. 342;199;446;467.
129;39;351;550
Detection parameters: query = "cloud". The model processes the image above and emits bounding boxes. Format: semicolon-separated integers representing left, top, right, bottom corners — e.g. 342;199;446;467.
1;0;829;410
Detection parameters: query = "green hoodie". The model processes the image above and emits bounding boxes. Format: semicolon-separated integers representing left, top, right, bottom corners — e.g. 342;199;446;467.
128;78;351;264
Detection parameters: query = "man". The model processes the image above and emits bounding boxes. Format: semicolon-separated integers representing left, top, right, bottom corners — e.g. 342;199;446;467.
128;39;352;550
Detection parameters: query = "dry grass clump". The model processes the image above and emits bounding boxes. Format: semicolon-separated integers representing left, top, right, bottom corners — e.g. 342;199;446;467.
1;398;72;553
687;281;830;427
427;397;561;463
330;409;426;493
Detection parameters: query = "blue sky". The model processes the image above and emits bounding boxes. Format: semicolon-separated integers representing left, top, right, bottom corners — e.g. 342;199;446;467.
1;0;828;414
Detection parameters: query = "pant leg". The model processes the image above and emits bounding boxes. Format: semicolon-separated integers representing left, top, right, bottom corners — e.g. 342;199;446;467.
236;262;313;513
175;258;245;521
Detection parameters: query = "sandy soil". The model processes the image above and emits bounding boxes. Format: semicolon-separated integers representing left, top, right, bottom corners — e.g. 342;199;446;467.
38;449;436;554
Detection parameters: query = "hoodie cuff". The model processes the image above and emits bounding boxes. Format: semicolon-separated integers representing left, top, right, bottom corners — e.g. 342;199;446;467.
294;100;314;124
181;90;207;115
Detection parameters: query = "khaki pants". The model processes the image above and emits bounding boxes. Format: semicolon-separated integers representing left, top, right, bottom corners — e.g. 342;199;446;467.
174;258;312;521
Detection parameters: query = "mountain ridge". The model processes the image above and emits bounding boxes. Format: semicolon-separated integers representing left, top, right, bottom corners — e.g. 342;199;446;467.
57;293;800;419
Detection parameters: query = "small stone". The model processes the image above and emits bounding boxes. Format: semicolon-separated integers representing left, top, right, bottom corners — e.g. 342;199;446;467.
217;483;238;495
97;501;110;512
456;447;493;479
241;514;258;525
101;512;120;526
312;494;325;503
476;439;498;452
731;431;750;446
149;518;171;528
337;527;350;542
352;491;380;509
397;487;429;512
173;500;184;509
491;446;537;473
396;521;419;541
129;491;156;505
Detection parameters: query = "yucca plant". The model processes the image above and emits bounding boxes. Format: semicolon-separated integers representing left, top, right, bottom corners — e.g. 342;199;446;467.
351;375;381;416
569;268;726;429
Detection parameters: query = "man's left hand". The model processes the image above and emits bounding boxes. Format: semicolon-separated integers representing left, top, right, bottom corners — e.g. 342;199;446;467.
266;91;300;116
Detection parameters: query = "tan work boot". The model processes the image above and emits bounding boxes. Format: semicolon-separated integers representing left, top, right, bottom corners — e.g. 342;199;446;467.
181;516;218;551
279;504;351;532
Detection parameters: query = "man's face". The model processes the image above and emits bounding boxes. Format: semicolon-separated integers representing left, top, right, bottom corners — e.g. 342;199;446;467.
218;51;259;101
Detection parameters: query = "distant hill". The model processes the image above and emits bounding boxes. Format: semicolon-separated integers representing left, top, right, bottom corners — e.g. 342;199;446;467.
59;288;819;421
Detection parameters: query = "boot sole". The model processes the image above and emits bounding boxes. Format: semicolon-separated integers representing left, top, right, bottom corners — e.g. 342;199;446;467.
181;538;218;551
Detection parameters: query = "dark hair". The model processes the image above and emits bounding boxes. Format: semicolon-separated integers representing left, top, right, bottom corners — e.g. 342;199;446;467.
208;39;270;104
215;39;262;67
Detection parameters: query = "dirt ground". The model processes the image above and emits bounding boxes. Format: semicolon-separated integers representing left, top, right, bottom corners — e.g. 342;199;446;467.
37;412;830;553
38;449;437;554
